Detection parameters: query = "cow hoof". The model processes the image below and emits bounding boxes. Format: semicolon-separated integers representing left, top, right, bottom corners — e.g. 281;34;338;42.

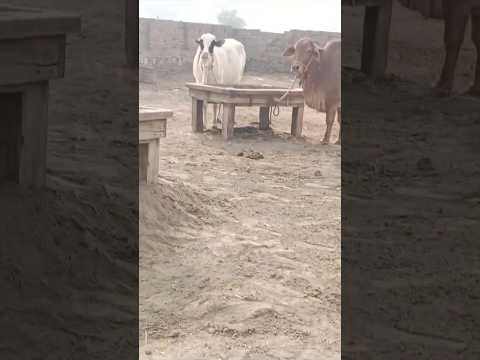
335;140;341;145
321;140;329;145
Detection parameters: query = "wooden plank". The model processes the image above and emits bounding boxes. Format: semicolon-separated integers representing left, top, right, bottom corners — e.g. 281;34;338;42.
125;0;138;68
213;104;219;127
360;0;393;78
147;138;159;184
188;89;304;106
0;6;81;40
222;104;235;140
291;105;304;137
139;138;159;184
139;108;173;121
18;81;49;187
259;106;270;130
139;142;148;183
191;98;204;132
0;92;22;183
0;35;66;86
139;119;167;140
186;82;304;97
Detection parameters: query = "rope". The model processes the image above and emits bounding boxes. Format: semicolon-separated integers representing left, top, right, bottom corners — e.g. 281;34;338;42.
271;52;317;124
274;75;299;103
268;104;281;125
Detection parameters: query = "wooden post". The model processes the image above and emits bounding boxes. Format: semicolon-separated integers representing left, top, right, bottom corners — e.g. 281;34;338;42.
291;105;304;137
139;139;159;184
19;82;49;186
259;106;270;130
191;98;204;132
125;0;139;68
361;0;392;78
222;104;235;140
139;142;148;183
213;103;218;127
0;92;22;183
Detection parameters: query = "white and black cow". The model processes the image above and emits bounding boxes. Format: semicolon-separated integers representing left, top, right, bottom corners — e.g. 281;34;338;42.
193;33;246;128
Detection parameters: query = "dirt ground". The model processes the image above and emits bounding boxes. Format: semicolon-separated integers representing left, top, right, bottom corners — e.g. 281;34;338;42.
139;70;341;360
342;3;480;358
2;1;137;359
140;2;480;358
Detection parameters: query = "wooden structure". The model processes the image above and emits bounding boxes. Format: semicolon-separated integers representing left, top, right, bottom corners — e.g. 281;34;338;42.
139;107;172;184
185;83;305;140
125;0;138;68
342;0;393;78
0;6;80;187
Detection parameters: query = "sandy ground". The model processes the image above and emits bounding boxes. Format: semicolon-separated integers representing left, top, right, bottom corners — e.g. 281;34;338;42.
2;1;137;359
342;3;480;358
139;71;341;360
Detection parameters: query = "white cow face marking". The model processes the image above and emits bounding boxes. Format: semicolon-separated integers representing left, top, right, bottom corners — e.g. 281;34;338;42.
195;33;225;69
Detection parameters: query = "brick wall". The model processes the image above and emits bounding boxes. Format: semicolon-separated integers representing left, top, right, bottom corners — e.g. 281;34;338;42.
139;19;340;80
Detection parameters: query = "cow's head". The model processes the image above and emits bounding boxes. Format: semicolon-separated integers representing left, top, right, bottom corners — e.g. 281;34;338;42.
195;33;225;68
282;38;323;76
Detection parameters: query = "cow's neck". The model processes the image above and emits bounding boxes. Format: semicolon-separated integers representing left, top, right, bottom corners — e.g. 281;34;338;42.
201;53;219;84
301;59;326;112
300;58;320;90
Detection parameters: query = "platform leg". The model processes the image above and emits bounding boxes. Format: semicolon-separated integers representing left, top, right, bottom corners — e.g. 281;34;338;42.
191;98;204;132
361;0;392;78
213;103;218;128
291;105;304;137
18;81;49;187
139;142;147;183
222;104;235;140
259;106;270;130
139;139;159;184
148;138;159;184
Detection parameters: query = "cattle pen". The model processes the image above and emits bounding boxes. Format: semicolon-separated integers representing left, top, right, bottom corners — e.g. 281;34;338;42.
185;83;305;140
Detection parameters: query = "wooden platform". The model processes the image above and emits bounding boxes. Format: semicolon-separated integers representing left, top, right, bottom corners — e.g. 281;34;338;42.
186;83;305;140
0;6;80;187
139;107;172;184
342;0;393;78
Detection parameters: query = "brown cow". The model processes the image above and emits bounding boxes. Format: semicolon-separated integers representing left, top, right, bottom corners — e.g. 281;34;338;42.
283;38;341;145
399;0;480;96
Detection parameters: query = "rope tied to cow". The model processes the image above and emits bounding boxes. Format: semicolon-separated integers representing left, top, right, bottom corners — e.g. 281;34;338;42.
274;74;300;104
274;52;314;104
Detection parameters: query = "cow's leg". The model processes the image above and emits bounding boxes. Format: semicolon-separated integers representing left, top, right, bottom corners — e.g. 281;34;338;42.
465;9;480;96
335;108;341;145
435;0;469;96
212;103;218;129
322;107;336;145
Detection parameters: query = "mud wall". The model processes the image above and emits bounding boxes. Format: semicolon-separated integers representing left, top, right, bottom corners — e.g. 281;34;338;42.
139;19;340;81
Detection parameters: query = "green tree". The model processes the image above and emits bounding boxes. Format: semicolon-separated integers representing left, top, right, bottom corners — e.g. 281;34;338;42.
217;9;246;29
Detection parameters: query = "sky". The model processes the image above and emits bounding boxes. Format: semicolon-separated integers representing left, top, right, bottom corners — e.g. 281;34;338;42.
139;0;340;33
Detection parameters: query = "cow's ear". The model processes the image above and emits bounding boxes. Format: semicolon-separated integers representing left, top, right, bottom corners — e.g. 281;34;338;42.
214;39;225;47
282;46;295;57
195;38;201;44
313;43;324;58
